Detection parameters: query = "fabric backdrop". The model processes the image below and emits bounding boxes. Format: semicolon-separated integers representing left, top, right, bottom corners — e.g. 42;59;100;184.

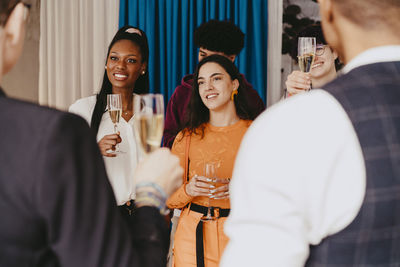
119;0;268;105
267;0;283;106
39;0;119;110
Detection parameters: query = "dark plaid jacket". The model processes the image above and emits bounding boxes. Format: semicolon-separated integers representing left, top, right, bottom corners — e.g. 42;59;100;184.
306;61;400;266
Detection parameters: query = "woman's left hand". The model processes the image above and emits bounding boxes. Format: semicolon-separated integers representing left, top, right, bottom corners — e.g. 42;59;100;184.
210;178;230;199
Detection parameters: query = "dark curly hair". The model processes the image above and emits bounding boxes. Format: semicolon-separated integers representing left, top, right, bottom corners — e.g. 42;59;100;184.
90;25;150;134
182;54;255;138
194;20;245;56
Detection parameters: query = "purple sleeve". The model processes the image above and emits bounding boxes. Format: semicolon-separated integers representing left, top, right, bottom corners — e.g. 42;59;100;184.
243;78;266;118
163;90;180;148
163;85;191;148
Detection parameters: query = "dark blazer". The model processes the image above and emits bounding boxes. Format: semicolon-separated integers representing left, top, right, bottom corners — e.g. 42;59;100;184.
306;61;400;266
0;89;168;267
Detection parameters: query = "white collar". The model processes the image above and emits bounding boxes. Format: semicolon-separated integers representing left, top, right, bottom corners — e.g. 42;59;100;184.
342;45;400;74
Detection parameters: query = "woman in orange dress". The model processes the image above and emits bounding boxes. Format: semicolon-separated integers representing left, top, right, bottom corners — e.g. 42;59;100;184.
166;54;259;267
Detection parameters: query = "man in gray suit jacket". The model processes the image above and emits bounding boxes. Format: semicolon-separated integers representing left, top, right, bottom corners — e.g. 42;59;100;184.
222;0;400;266
0;1;182;266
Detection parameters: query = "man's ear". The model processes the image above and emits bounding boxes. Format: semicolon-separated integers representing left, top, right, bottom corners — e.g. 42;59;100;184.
2;3;26;75
318;0;334;24
318;0;341;54
4;3;25;46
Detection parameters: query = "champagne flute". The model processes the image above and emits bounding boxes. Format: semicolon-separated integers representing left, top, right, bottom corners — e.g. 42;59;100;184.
107;94;124;153
133;94;164;156
297;37;316;91
201;162;216;221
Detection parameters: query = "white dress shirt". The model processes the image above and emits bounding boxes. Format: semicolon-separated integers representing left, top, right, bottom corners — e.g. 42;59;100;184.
221;45;400;267
69;96;138;206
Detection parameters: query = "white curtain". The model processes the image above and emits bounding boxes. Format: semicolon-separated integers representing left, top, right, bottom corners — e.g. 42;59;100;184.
39;0;119;110
267;0;283;107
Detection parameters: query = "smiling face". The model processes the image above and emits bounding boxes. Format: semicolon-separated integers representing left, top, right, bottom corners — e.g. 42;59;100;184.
106;39;146;91
311;44;338;79
197;62;238;112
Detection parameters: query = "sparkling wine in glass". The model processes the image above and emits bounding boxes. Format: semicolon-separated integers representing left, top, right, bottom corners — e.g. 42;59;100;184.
201;162;216;221
133;94;164;156
298;37;316;90
107;94;124;153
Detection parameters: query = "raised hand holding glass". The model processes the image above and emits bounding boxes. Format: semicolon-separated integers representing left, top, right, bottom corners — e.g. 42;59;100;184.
107;94;124;154
298;37;316;90
133;94;164;156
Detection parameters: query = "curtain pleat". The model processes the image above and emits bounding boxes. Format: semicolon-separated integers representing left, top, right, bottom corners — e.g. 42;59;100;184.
119;0;268;105
39;0;119;110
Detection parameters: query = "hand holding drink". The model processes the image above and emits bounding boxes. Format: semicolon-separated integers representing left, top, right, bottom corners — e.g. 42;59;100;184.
285;71;312;97
106;94;124;154
209;178;230;200
185;176;229;198
133;94;164;157
297;37;316;91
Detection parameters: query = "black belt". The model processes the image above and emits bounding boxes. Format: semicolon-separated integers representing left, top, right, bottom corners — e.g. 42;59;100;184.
189;203;230;218
188;203;230;267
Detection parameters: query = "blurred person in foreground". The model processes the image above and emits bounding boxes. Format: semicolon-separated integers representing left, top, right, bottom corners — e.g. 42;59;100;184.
0;1;182;266
221;0;400;266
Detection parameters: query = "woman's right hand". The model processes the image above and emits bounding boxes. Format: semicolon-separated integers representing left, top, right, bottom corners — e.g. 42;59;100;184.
98;133;122;157
185;175;215;197
285;71;311;96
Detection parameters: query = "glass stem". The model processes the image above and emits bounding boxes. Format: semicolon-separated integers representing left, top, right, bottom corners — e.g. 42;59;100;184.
114;124;119;151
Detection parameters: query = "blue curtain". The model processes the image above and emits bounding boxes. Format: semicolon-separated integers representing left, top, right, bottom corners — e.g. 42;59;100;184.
119;0;268;104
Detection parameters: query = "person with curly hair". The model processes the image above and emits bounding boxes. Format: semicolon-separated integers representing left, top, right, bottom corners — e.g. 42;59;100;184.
163;20;265;149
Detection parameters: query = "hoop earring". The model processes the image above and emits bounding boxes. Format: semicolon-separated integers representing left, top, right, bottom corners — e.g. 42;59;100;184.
231;90;238;101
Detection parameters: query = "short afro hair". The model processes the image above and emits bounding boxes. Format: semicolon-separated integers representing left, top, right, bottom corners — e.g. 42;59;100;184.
194;20;245;56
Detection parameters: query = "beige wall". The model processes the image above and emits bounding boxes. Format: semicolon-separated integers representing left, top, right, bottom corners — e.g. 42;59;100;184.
3;0;40;103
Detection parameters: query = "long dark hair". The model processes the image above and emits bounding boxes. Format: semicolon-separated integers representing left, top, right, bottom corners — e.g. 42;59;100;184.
182;54;255;137
90;25;150;133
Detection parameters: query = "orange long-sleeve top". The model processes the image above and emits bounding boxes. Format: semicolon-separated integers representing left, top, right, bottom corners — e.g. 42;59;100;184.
166;120;252;210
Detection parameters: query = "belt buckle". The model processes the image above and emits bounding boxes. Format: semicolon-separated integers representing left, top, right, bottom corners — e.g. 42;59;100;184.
213;207;220;218
125;200;135;216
